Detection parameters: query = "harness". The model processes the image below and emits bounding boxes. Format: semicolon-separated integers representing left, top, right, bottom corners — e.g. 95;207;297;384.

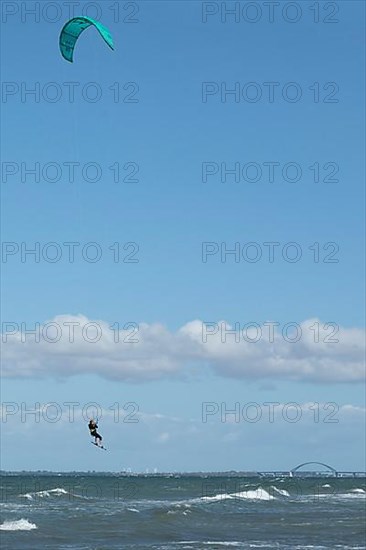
89;422;97;434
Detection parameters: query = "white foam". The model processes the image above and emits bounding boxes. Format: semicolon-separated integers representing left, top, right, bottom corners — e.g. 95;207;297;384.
339;492;366;499
201;488;275;502
271;486;290;497
316;490;366;500
21;487;69;500
178;543;243;547
232;488;275;501
200;493;234;503
178;542;255;547
0;518;37;531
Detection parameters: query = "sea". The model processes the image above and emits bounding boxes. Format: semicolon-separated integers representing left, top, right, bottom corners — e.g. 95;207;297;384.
0;472;365;550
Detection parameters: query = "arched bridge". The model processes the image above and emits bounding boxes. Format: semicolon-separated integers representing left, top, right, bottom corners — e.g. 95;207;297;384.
291;462;337;475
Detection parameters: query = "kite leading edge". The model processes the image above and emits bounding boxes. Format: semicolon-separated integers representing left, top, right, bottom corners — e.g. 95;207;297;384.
59;16;114;62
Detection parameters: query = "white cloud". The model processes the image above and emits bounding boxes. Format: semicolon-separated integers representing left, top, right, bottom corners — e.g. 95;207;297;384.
157;432;170;443
1;315;365;383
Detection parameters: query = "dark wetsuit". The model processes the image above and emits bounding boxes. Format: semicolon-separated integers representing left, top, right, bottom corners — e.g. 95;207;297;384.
88;421;102;442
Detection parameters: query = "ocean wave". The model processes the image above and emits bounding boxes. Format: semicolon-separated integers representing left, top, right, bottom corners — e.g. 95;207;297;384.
231;488;276;501
314;489;366;500
176;545;366;549
178;543;246;547
21;487;68;499
0;518;37;531
270;486;290;497
20;487;88;500
127;487;278;514
336;491;366;499
201;487;276;502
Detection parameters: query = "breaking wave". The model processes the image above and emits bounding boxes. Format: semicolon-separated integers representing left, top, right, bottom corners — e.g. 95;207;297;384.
0;518;37;531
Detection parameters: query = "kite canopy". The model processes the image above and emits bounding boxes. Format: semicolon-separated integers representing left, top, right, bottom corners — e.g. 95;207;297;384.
59;16;114;62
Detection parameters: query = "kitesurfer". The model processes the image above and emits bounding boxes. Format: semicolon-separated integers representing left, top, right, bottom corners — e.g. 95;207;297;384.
88;418;103;446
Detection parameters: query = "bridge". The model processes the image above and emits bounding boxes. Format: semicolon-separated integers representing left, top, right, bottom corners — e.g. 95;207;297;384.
291;461;337;475
257;462;365;478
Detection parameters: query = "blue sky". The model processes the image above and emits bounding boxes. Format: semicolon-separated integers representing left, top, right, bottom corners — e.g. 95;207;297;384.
1;1;365;472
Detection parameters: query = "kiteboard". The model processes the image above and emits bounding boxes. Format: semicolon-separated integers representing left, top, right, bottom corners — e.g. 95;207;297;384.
91;442;107;451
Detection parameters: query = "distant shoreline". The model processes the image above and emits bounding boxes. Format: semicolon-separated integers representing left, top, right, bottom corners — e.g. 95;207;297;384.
1;470;365;477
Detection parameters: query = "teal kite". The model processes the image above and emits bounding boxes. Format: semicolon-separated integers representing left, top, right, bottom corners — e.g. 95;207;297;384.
59;16;114;62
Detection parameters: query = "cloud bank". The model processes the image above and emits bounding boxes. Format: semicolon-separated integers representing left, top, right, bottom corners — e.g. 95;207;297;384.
1;315;364;383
